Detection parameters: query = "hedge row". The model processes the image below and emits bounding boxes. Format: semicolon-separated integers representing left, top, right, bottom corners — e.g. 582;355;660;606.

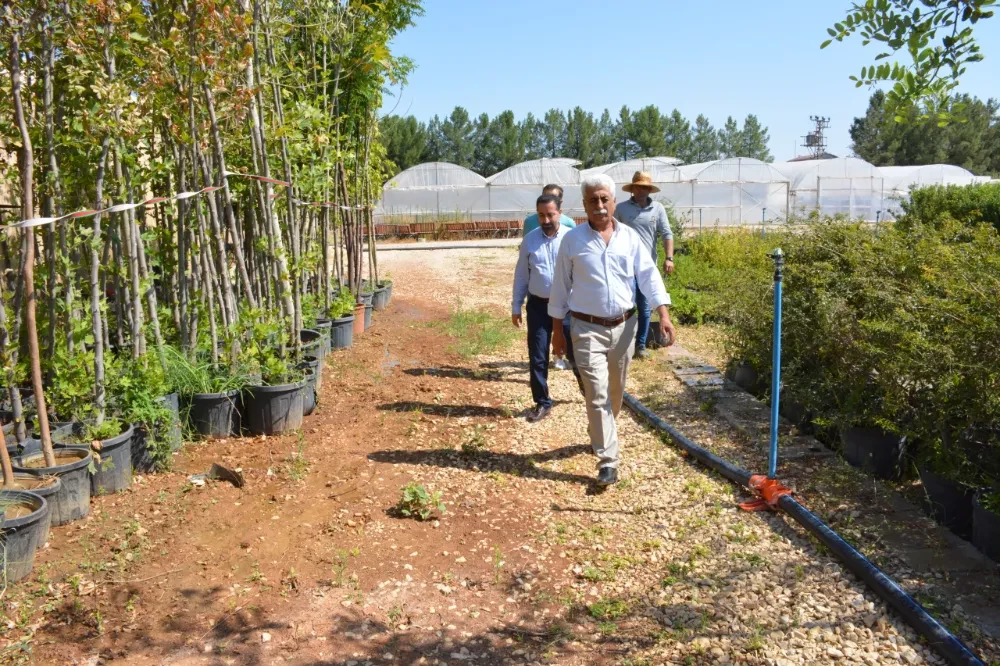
665;183;1000;498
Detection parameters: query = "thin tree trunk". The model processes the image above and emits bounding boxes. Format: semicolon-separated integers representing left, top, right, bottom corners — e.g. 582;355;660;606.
9;24;55;467
91;138;112;425
202;79;256;309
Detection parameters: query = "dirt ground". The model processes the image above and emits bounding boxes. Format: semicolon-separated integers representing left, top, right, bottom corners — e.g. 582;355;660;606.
2;246;998;666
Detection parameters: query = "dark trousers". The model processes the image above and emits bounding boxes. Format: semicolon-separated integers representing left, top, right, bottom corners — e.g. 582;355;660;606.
526;295;577;408
634;279;651;350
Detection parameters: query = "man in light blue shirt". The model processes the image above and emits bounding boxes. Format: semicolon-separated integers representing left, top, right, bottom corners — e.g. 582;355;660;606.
521;184;577;237
616;171;675;359
550;174;676;486
512;194;576;423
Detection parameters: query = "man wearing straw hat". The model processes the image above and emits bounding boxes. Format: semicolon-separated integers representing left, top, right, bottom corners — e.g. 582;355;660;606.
549;173;676;487
616;171;674;359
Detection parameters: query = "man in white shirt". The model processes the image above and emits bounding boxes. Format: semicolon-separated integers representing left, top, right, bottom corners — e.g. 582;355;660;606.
512;194;575;423
549;174;676;486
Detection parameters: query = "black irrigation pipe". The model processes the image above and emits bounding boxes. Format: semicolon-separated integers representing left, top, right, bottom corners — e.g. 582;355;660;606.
622;392;986;666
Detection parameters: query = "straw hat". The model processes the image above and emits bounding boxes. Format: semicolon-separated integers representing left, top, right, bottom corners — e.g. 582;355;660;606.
622;171;660;194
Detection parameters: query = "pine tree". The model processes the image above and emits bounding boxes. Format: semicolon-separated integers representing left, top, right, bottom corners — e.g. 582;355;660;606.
520;112;546;160
664;109;693;161
630;105;668;157
380;116;428;172
542;108;567;157
425;115;445;161
615;105;635;160
718;116;742;158
738;114;773;162
688;114;721;163
441;107;475;167
566;107;599;166
470;113;491;174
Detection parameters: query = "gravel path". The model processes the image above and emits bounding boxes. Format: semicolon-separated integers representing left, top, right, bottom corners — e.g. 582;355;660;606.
365;247;972;665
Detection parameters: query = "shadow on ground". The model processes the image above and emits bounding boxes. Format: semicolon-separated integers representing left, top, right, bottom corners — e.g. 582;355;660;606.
369;444;595;486
376;401;513;419
403;366;528;385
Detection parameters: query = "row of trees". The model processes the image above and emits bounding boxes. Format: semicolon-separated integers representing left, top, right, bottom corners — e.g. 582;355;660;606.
380;106;773;175
850;92;1000;176
1;0;419;471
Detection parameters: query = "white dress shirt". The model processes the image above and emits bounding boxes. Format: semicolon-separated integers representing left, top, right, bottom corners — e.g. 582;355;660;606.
548;219;670;320
511;225;570;315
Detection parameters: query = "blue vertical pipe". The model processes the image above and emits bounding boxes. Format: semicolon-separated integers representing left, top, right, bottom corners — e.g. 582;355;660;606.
768;248;784;479
761;207;767;237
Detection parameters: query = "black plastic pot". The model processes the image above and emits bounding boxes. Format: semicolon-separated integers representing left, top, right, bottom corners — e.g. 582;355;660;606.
297;354;322;392
840;427;907;480
314;319;333;357
0;490;49;583
373;286;390;312
300;328;323;358
156;394;183;453
88;423;135;495
7;438;40;461
382;282;393;307
329;315;355;350
11;474;60;547
918;466;975;540
300;369;317;416
727;362;761;393
13;446;93;525
364;303;373;330
972;492;1000;563
241;382;305;435
360;291;374;307
780;399;813;433
186;390;239;438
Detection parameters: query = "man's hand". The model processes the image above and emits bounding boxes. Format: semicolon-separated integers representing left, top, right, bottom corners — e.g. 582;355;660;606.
552;325;567;357
663;259;675;275
511;314;522;328
656;306;677;347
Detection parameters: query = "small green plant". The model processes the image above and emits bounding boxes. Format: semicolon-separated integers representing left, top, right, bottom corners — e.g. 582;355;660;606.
285;442;310;481
397;483;445;521
587;598;630;621
461;426;488;454
440;308;518;358
492;545;504;585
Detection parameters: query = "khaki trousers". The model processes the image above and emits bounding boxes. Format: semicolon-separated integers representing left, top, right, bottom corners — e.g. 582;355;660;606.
569;315;637;469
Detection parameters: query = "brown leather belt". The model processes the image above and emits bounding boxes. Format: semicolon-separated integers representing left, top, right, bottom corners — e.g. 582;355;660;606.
571;309;636;327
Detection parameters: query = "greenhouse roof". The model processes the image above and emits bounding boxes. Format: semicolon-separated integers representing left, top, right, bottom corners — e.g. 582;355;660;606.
880;164;979;192
582;156;682;183
486;158;583;185
772;157;885;190
678;157;789;183
384;162;487;190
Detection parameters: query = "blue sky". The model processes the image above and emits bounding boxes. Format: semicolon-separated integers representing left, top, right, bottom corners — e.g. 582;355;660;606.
383;0;1000;162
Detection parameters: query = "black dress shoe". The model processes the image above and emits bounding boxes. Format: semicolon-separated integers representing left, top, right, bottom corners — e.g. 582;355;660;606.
596;466;619;486
526;404;552;423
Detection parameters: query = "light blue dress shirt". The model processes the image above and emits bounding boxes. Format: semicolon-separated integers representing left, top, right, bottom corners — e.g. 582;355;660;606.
511;225;570;315
548;220;670;320
522;213;576;237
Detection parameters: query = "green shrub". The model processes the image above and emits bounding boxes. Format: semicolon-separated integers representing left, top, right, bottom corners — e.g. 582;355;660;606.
898;182;1000;234
397;483;445;521
710;216;1000;488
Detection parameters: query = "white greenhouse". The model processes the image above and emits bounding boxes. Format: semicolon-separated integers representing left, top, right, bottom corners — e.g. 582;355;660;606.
378;162;490;221
773;157;886;220
669;158;790;227
486;158;584;218
582;157;683;204
880;164;992;217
